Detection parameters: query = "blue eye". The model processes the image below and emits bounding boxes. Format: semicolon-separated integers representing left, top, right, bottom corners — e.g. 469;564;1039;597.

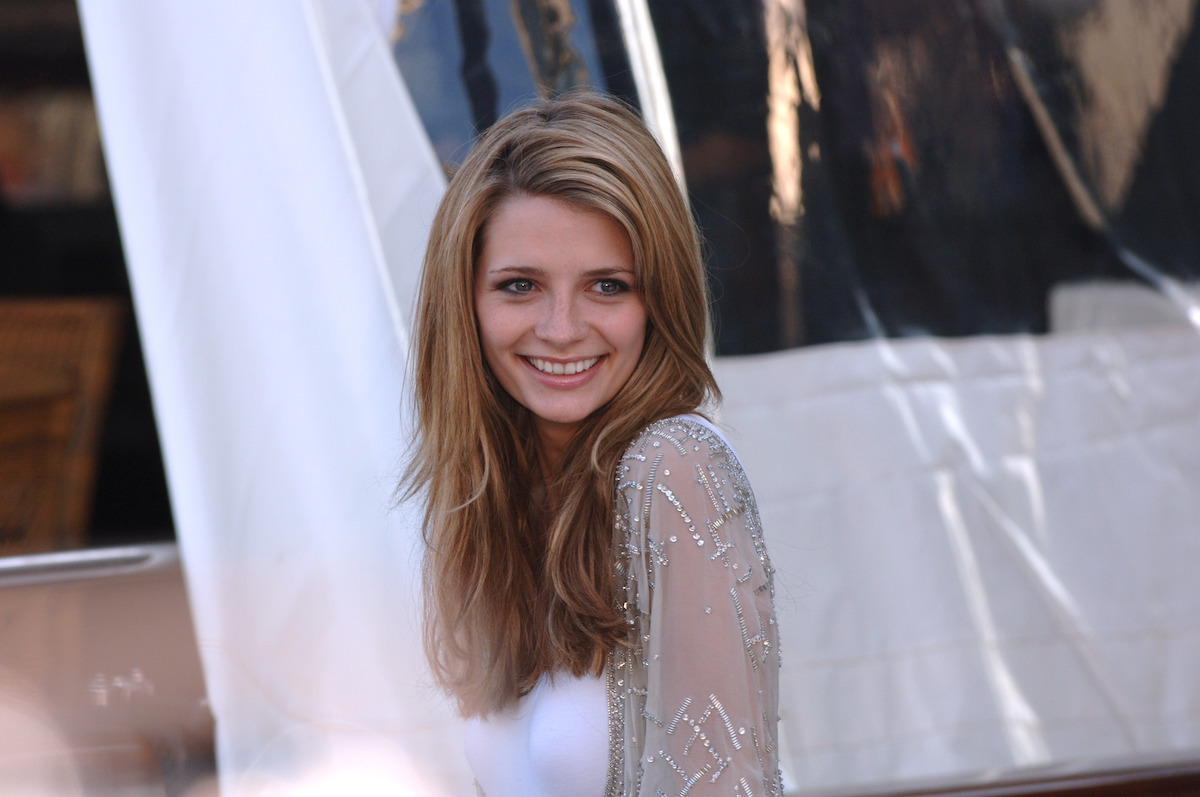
595;279;630;295
499;279;534;293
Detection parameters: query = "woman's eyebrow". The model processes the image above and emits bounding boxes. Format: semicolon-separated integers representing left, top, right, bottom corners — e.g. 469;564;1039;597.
484;265;546;276
484;265;635;278
580;267;636;277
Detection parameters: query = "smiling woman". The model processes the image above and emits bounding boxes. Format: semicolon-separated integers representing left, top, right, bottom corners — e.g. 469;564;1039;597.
474;195;647;467
403;93;781;797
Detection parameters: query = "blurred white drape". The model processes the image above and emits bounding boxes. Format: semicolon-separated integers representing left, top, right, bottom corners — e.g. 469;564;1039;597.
77;0;464;792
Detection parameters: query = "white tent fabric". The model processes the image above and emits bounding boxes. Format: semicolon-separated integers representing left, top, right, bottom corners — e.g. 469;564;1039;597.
716;327;1200;791
77;0;465;792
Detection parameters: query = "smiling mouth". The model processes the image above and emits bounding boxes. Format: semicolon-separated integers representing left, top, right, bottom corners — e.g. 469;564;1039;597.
526;356;601;376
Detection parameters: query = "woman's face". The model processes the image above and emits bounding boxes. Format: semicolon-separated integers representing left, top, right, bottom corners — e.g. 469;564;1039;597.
474;195;647;456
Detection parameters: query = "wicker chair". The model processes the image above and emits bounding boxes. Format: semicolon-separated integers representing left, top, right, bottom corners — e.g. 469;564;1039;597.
0;298;124;554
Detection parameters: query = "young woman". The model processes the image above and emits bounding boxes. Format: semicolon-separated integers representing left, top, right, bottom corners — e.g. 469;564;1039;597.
405;92;781;796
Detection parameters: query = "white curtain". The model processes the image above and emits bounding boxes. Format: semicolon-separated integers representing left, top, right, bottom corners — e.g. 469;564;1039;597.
77;0;465;792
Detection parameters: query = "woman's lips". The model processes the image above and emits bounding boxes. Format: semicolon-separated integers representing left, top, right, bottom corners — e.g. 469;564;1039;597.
522;355;606;386
525;356;600;376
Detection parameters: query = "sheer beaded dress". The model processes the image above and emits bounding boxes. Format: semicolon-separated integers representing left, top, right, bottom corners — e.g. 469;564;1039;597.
468;416;781;797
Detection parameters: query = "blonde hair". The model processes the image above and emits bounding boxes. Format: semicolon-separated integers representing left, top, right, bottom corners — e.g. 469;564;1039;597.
405;92;719;716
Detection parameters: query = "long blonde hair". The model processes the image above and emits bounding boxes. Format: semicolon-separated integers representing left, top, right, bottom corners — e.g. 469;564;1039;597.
405;93;719;716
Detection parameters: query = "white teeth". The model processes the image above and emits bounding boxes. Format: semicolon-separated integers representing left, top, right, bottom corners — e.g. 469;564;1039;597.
528;356;600;376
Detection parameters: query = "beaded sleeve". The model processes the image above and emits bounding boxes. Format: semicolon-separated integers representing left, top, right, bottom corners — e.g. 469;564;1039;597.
607;417;782;797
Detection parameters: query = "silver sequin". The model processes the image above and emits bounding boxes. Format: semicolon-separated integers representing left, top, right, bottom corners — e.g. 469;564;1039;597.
607;416;781;797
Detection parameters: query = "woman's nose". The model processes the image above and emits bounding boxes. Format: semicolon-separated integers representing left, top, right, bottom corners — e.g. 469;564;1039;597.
535;295;586;346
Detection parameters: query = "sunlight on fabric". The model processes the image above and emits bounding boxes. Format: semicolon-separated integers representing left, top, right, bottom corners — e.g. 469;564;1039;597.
77;0;463;792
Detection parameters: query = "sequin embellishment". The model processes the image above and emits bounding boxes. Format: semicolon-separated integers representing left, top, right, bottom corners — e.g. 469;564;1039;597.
607;416;781;796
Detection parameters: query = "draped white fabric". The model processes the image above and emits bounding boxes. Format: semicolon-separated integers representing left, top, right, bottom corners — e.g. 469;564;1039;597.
77;0;465;792
716;326;1200;792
